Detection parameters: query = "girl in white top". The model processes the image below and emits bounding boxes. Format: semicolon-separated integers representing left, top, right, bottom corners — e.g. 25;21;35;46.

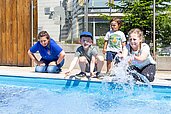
123;28;156;82
103;18;126;73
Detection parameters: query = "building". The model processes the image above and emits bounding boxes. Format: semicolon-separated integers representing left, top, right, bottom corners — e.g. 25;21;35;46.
38;0;65;41
38;0;123;43
68;0;123;44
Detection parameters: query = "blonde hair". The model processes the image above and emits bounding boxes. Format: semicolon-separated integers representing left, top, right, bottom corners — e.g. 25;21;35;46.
128;28;144;42
128;28;145;53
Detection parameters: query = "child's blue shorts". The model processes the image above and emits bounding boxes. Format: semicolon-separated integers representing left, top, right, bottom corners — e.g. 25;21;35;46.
106;51;117;61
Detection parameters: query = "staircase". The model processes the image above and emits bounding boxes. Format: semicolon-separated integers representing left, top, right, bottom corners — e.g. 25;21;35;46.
61;19;72;41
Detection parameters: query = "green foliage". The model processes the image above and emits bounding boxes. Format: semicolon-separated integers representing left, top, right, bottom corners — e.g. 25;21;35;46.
104;0;171;48
117;0;154;43
99;14;112;21
96;36;104;48
156;6;171;48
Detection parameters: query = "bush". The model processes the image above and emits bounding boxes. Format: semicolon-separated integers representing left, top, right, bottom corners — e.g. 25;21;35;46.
96;36;104;48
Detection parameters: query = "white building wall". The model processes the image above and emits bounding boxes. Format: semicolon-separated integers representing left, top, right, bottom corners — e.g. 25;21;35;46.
38;0;63;41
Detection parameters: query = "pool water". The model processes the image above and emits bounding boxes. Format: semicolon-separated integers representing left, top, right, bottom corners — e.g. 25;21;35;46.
0;76;171;114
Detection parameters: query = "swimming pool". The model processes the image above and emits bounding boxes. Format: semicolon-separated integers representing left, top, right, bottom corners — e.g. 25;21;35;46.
0;75;171;114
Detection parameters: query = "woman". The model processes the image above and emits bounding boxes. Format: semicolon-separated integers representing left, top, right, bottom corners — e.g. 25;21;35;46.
28;31;65;73
123;28;156;82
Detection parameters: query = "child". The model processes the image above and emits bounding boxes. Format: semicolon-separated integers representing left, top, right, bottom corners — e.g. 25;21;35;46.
28;31;65;73
124;28;156;82
103;17;126;73
65;31;104;78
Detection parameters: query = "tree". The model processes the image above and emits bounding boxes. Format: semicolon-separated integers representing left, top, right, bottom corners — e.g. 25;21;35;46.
155;4;171;48
105;0;171;48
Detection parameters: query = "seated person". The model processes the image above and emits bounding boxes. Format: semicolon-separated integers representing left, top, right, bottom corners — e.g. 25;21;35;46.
65;31;104;78
122;28;156;82
28;31;65;73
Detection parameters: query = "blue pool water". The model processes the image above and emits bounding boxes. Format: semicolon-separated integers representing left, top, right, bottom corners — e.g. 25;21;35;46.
0;75;171;114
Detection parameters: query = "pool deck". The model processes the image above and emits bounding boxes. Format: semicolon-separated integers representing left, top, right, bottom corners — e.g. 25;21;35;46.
0;66;171;86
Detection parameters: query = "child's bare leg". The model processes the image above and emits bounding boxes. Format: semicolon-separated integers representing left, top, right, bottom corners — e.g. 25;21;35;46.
78;56;87;72
107;61;112;73
96;55;104;72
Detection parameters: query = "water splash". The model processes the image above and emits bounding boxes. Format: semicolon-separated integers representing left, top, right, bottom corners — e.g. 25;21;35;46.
102;55;152;94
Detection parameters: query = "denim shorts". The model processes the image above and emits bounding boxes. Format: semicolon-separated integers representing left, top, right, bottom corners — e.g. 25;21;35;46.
106;51;117;61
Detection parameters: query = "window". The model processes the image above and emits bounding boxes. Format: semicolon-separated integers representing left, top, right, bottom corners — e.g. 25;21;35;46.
44;7;50;15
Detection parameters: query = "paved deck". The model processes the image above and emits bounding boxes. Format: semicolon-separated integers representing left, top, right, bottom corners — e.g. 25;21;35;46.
0;66;171;86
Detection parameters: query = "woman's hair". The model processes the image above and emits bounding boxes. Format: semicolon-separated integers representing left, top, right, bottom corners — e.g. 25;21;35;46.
110;17;122;29
38;31;50;39
128;28;144;42
128;28;145;53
